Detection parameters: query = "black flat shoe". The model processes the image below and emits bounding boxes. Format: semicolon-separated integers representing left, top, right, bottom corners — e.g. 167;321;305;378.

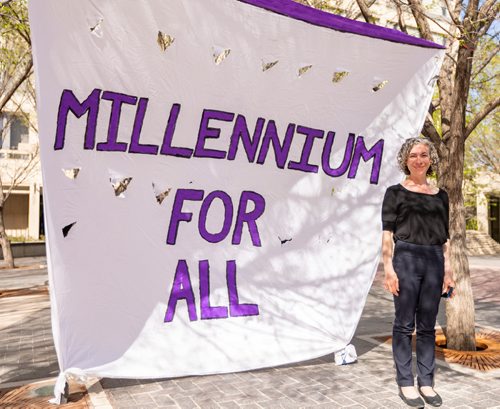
419;387;443;407
398;387;425;408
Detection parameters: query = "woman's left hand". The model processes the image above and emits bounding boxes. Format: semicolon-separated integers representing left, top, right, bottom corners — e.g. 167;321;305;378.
442;264;455;298
442;241;455;298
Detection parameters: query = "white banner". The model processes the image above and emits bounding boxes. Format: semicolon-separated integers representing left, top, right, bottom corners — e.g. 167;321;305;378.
29;0;444;393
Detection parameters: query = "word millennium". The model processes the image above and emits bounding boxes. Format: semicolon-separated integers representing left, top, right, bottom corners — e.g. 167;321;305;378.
54;89;385;184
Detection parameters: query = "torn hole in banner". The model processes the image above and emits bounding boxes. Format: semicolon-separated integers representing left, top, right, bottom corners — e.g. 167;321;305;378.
109;176;132;198
152;183;172;205
157;31;175;52
213;46;230;65
298;65;313;77
62;167;81;180
262;60;279;72
372;80;389;92
90;18;103;38
332;71;349;83
278;236;292;246
62;222;76;238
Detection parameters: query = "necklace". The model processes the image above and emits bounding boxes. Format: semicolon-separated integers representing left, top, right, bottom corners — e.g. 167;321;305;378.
403;180;438;194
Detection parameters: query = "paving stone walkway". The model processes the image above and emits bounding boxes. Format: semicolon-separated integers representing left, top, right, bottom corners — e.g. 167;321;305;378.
1;256;499;408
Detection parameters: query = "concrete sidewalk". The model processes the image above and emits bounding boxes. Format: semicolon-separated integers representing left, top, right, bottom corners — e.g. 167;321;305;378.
1;256;499;408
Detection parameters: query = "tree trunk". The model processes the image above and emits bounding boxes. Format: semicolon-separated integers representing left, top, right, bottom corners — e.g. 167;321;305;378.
438;40;477;351
0;205;15;269
447;243;476;350
0;180;15;268
439;146;476;351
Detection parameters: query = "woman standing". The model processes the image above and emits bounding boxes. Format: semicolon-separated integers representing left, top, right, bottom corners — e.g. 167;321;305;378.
381;137;455;408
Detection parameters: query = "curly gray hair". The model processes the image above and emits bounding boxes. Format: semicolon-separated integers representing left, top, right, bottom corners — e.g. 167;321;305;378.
397;137;439;176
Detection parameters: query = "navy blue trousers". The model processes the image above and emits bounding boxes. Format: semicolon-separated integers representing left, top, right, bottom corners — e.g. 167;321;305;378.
392;241;444;387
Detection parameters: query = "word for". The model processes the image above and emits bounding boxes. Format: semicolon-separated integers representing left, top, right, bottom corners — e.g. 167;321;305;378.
54;89;384;184
167;189;265;246
164;259;259;322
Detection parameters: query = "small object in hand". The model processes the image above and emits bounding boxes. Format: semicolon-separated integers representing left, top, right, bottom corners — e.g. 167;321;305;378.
441;287;454;298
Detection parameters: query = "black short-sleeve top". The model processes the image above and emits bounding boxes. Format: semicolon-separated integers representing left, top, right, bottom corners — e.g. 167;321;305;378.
381;184;449;245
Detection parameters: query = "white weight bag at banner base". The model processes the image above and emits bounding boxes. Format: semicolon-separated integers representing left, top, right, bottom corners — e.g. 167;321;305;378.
28;0;444;401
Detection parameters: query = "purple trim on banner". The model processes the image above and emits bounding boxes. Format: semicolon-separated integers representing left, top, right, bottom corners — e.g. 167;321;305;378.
199;260;229;319
198;191;234;243
237;0;444;49
227;260;260;317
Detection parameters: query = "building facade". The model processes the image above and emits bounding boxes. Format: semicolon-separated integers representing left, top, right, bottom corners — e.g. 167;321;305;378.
0;96;42;241
475;172;500;243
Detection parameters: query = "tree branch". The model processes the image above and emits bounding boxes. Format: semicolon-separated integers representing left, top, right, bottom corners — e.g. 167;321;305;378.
472;44;500;79
406;0;434;42
476;3;499;38
428;99;439;116
478;0;498;24
0;52;32;113
392;0;408;33
7;79;37;133
464;0;480;22
10;147;39;189
354;0;374;23
7;4;30;46
442;0;463;28
471;72;499;86
476;138;500;173
393;0;461;39
421;114;443;151
465;96;500;139
1;2;31;46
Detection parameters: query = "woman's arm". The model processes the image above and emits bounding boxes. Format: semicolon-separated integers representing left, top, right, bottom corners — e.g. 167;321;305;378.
442;239;456;297
382;230;399;296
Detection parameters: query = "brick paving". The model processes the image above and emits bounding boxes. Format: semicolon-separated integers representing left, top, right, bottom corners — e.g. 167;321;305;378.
1;256;500;408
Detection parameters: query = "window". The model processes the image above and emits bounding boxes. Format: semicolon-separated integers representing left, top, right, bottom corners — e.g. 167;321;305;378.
0;113;29;150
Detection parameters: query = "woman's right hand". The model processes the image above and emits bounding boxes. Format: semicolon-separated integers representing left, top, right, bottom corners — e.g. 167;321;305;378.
384;269;399;296
381;231;398;296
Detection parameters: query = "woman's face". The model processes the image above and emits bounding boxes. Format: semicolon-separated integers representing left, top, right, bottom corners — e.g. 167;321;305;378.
406;143;431;176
